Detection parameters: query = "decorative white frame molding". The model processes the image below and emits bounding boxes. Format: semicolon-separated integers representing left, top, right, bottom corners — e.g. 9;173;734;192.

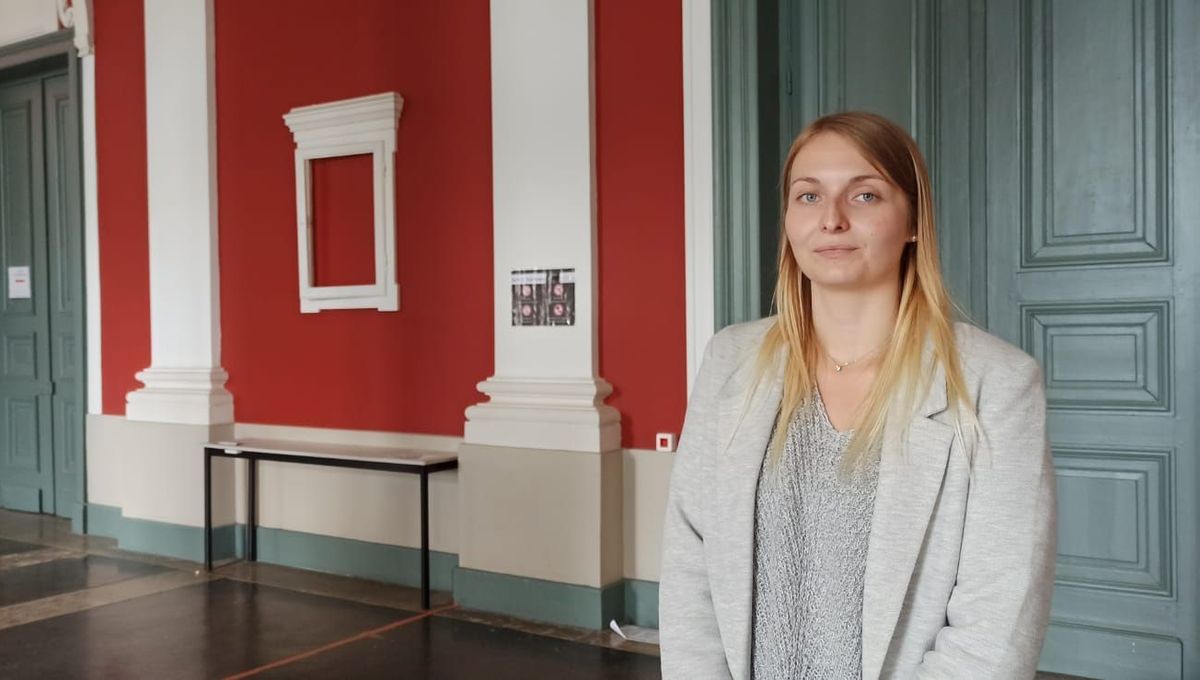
683;0;715;394
283;93;404;313
58;0;93;56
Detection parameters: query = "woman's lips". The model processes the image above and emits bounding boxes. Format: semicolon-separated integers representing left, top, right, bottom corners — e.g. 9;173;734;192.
815;246;857;258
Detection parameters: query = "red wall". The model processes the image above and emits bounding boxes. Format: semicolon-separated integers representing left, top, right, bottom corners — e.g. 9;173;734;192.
214;1;493;435
94;1;688;448
596;1;688;449
95;0;150;415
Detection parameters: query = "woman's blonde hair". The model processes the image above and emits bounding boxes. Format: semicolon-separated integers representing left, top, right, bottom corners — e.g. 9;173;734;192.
753;110;982;473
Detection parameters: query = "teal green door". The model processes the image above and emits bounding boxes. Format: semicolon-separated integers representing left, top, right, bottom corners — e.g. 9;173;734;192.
0;65;85;527
43;71;86;528
983;2;1197;677
745;0;1200;676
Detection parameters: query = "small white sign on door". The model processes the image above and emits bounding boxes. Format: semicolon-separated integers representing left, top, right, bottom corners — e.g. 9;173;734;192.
8;266;30;299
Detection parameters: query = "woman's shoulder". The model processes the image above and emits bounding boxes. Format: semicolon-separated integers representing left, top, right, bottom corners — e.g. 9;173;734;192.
712;316;776;352
952;320;1042;382
696;317;778;389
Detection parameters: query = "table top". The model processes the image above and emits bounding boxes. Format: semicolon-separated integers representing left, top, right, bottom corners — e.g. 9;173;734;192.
204;438;458;467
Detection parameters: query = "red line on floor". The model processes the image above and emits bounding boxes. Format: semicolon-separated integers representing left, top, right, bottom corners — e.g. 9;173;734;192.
223;603;460;679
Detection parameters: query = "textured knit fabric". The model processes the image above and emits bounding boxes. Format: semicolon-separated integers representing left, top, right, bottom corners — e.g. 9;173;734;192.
751;389;879;679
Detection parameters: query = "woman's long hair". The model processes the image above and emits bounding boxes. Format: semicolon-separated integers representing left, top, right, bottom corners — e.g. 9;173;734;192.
752;111;983;473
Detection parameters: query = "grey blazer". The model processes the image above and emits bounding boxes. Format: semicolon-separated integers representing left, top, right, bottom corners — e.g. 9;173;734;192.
659;317;1056;680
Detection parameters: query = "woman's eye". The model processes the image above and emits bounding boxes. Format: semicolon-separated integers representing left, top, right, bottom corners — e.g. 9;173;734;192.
797;192;818;203
857;192;878;203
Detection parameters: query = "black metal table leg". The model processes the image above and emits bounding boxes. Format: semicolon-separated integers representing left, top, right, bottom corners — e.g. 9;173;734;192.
204;448;212;571
421;469;430;610
247;457;258;562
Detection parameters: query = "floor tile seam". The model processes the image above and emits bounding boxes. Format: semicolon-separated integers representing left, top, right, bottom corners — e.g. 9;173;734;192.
0;547;81;571
211;566;446;614
0;533;92;553
430;607;663;658
0;570;210;631
0;532;183;571
222;603;460;680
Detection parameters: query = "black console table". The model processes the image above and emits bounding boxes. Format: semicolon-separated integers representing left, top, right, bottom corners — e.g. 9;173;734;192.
203;438;458;609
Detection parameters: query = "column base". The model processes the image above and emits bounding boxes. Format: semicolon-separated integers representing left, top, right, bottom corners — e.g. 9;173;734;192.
464;376;621;453
126;367;234;425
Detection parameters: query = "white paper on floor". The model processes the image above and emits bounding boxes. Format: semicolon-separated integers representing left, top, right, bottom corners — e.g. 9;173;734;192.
608;620;660;645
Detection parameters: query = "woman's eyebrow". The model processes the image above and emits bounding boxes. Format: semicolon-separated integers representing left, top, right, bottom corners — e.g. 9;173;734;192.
790;174;886;186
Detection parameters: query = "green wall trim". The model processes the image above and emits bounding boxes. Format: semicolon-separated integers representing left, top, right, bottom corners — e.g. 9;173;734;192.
453;566;626;631
623;578;660;629
82;504;457;591
83;504;663;631
255;526;457;592
86;503;240;562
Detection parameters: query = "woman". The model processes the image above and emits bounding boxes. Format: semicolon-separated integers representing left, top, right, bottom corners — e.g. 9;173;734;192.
659;111;1056;679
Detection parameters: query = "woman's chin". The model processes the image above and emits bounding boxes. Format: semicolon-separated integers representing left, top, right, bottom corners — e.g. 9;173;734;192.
805;272;868;290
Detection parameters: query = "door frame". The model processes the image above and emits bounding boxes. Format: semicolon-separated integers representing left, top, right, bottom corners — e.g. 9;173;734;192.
0;29;88;532
711;0;991;328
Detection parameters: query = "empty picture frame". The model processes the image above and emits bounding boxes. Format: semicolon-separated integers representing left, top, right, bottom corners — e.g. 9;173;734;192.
283;92;404;313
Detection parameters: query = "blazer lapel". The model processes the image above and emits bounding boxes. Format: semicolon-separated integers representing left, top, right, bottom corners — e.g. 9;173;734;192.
861;357;956;680
711;348;783;680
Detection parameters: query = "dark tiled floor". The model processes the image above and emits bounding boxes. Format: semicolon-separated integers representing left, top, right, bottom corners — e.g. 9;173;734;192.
0;554;166;607
0;509;661;680
0;508;1088;680
0;537;41;556
259;614;662;679
0;579;414;679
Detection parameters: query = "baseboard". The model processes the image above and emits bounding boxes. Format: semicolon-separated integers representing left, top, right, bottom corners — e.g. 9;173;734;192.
86;503;240;562
82;503;661;631
453;566;629;630
623;578;659;629
254;526;457;592
82;503;455;590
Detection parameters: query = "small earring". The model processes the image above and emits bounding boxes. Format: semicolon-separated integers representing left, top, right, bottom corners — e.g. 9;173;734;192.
908;236;918;242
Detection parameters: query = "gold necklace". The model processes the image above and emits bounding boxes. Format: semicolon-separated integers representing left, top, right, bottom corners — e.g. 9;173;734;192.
825;338;889;373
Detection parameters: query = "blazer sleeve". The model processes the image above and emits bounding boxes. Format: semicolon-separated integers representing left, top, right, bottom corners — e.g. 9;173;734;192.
659;332;733;680
914;357;1058;679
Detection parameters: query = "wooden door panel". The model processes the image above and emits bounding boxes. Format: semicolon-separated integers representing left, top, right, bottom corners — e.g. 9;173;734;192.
43;72;84;525
0;76;52;514
775;0;1199;675
986;0;1196;675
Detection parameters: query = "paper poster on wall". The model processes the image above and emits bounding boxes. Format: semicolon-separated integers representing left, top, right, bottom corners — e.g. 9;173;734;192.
511;268;575;326
7;266;30;299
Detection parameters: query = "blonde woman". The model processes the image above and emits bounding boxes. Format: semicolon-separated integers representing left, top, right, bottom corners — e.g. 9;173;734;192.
659;111;1056;679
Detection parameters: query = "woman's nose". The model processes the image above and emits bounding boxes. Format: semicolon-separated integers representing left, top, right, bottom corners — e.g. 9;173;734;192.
821;203;848;232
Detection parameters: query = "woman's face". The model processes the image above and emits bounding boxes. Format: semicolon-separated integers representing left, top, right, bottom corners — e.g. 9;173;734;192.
784;132;913;292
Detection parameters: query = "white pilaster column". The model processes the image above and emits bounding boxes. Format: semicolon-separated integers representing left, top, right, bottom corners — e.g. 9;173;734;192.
125;0;232;425
454;3;624;614
464;0;619;454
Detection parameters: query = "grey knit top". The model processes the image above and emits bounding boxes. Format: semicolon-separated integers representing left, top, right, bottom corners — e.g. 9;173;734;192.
751;389;880;679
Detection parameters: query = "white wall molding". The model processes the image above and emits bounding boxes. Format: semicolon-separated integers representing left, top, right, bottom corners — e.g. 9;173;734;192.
126;0;232;425
466;377;620;452
58;0;92;56
234;422;461;452
82;53;101;413
283;93;403;313
683;0;716;394
464;0;619;453
127;367;232;425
